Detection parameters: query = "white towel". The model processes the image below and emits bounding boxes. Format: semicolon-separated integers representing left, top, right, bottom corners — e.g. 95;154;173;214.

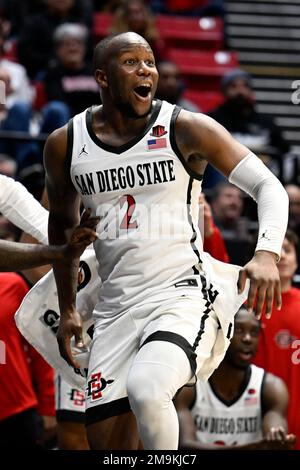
15;248;100;390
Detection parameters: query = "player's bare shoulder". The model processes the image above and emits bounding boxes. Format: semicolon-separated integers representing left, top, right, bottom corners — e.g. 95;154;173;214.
174;109;226;160
43;124;69;178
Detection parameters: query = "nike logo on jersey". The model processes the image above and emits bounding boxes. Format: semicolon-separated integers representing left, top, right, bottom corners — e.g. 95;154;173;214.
78;144;88;157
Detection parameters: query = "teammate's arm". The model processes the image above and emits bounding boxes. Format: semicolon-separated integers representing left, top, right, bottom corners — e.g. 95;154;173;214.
261;373;296;449
0;211;97;272
175;111;288;319
44;126;85;369
175;382;296;451
174;386;205;449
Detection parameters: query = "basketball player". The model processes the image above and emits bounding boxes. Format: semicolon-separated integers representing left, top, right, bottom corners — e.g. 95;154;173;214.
0;174;92;449
175;308;296;450
44;32;288;450
0;209;98;272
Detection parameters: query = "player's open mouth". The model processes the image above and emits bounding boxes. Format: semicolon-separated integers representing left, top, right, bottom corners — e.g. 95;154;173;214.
133;85;151;101
239;350;253;360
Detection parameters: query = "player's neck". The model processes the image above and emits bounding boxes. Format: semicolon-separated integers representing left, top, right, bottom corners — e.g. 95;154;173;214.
209;361;247;400
101;101;153;138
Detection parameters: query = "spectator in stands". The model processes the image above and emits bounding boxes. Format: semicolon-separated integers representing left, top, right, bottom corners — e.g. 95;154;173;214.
175;307;296;450
42;23;100;127
0;0;44;37
155;61;200;112
285;184;300;238
0;270;57;449
206;69;290;188
210;182;249;241
210;69;289;158
18;0;93;79
111;0;167;61
0;18;36;166
199;193;229;263
253;230;300;450
0;153;17;177
94;0;122;12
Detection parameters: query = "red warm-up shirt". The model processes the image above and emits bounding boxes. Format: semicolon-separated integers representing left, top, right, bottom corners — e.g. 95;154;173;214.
0;272;55;421
203;223;229;263
253;287;300;449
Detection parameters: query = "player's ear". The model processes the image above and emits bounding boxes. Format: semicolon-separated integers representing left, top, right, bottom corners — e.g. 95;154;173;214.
95;69;108;88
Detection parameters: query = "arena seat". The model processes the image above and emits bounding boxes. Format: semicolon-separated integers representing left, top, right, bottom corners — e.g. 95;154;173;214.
156;15;224;50
93;12;113;41
168;49;239;91
183;90;224;113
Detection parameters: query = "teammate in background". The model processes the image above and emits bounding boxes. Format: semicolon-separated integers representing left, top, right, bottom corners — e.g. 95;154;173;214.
45;32;288;450
0;174;92;449
0;209;98;272
175;307;296;450
253;230;300;449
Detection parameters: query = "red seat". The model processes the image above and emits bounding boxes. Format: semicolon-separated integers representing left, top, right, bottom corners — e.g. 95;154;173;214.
156;15;224;50
183;90;224;113
93;12;113;41
167;49;239;91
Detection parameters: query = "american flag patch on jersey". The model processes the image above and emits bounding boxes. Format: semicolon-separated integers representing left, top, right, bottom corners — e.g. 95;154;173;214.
147;138;167;150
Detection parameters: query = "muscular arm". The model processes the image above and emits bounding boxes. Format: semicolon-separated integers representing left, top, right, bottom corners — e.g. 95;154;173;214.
175;386;264;450
44;126;83;368
175;379;294;451
175;111;288;318
175;386;205;449
262;373;288;435
0;238;71;271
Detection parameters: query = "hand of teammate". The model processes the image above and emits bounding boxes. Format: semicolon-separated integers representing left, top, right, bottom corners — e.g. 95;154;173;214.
63;208;99;259
261;428;296;450
56;310;85;369
237;250;281;319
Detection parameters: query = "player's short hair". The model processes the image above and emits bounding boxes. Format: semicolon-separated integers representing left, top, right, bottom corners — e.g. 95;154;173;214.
93;32;151;72
93;34;120;72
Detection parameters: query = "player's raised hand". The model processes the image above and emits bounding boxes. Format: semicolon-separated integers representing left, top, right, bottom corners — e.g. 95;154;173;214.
64;208;99;259
237;250;281;320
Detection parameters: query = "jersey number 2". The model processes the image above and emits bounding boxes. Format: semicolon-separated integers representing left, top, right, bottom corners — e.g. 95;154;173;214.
120;195;138;230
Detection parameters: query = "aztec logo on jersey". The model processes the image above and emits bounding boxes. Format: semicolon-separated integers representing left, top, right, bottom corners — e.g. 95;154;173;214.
86;372;114;402
150;124;167;137
68;388;85;407
274;329;297;349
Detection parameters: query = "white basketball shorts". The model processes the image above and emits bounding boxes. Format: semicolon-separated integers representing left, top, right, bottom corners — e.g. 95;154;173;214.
85;274;225;426
55;374;85;423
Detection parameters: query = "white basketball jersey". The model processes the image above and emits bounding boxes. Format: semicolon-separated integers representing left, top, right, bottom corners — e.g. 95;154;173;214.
191;364;265;446
70;100;203;318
